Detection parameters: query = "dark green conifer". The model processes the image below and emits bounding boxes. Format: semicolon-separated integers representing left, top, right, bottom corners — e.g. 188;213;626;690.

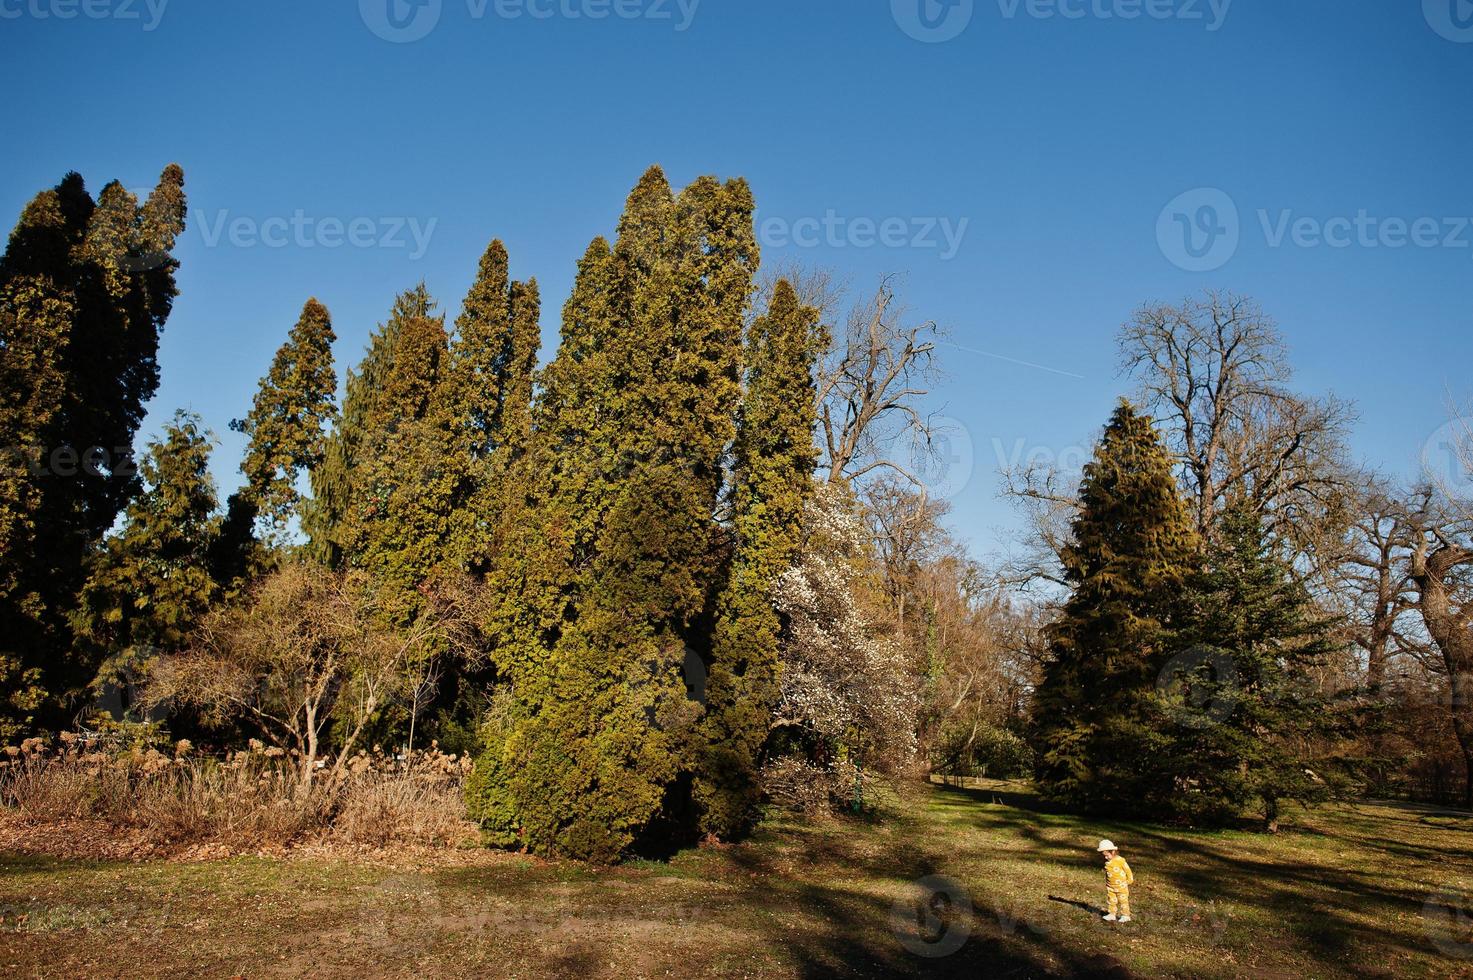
1031;400;1200;812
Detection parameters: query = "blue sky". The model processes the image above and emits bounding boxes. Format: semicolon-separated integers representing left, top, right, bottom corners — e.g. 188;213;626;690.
3;0;1470;560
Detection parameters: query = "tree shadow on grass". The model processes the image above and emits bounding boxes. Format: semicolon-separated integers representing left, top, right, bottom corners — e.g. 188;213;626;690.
932;782;1462;975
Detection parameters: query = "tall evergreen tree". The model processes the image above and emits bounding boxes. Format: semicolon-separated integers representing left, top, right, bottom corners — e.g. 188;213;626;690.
229;298;339;546
304;289;412;568
1155;504;1339;827
72;412;222;697
0;165;187;736
696;279;823;838
441;240;541;574
472;167;759;861
1031;400;1200;813
336;285;454;624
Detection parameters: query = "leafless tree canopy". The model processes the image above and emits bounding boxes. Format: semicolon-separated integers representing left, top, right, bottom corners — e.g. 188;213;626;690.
143;564;488;788
1119;290;1356;551
814;276;942;489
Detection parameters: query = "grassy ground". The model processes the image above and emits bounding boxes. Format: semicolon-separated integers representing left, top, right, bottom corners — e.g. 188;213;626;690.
2;779;1471;978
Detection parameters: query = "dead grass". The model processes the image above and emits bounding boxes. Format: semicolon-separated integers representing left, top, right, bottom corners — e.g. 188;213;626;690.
3;779;1471;978
0;745;476;857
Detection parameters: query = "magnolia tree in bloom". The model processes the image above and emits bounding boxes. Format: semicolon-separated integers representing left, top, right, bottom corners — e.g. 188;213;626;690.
768;483;920;803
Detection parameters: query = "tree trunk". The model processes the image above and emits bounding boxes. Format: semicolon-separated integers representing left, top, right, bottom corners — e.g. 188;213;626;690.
1409;534;1473;811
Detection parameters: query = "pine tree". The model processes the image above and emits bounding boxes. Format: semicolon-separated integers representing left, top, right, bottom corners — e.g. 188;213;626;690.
696;279;823;838
1155;504;1339;827
72;411;221;698
1031;400;1200;813
230;298;339;545
0;165;187;736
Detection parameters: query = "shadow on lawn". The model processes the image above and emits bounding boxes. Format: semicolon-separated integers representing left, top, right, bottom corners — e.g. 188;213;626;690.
933;780;1467;977
718;812;1137;979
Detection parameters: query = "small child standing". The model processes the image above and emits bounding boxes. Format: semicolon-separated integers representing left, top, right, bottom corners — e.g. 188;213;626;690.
1096;839;1133;923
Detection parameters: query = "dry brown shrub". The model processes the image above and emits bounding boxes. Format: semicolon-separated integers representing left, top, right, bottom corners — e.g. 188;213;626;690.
0;736;474;855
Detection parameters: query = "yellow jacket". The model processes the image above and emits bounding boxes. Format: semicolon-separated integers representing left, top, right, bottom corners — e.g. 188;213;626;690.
1105;856;1133;891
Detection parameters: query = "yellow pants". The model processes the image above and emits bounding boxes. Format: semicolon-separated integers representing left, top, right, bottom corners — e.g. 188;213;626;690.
1107;888;1131;917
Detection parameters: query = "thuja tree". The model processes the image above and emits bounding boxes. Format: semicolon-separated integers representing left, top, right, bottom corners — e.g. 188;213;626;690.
71;412;222;700
0;166;187;736
471;167;759;861
228;298;339;550
441;240;541;575
695;279;823;838
1031;400;1200;813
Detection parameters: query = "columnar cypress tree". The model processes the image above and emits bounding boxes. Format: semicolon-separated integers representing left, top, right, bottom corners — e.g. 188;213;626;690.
1031;400;1200;813
441;240;541;574
304;290;411;568
0;166;186;736
229;298;339;546
338;285;454;624
472;167;759;861
696;279;823;838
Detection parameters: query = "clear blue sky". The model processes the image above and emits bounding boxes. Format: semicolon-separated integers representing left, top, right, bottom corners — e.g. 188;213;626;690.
3;0;1470;560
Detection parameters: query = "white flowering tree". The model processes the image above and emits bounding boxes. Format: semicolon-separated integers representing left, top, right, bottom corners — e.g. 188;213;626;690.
768;484;920;805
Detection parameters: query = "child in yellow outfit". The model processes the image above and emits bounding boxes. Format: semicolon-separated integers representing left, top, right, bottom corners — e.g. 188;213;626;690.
1096;839;1133;922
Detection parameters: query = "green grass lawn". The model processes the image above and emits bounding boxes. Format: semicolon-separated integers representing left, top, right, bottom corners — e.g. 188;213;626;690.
2;779;1471;978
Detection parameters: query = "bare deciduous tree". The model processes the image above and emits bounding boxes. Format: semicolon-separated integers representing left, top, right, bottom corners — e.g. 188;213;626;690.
1119;291;1355;552
815;276;942;488
143;564;486;789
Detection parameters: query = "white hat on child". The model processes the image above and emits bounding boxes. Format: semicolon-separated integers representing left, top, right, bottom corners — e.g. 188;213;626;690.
1096;840;1117;852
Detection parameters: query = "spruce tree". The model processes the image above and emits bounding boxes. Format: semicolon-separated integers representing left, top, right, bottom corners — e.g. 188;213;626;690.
1155;504;1339;827
696;279;823;838
441;240;541;574
1031;400;1200;813
338;285;454;624
304;289;411;568
230;298;339;545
